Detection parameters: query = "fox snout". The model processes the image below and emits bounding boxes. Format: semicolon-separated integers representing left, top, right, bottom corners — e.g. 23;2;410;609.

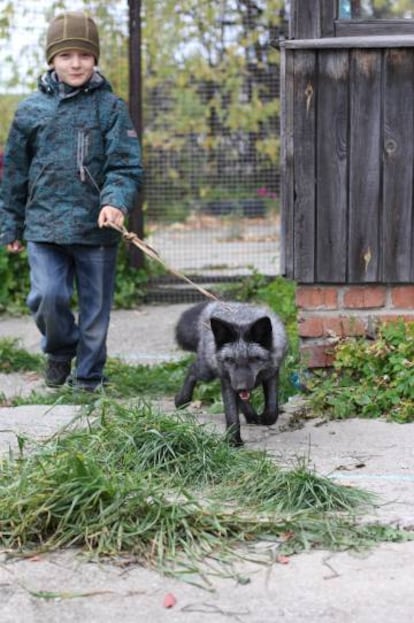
230;369;257;393
231;373;255;403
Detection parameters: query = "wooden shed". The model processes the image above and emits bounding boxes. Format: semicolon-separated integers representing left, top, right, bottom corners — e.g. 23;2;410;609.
280;0;414;366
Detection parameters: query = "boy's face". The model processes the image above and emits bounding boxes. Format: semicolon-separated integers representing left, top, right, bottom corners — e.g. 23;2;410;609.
52;50;95;87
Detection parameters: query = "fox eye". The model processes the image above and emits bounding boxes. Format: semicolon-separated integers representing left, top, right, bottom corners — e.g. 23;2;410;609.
223;356;235;364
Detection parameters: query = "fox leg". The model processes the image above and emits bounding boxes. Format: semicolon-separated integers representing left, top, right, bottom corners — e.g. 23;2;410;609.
260;372;279;425
220;379;243;446
238;398;260;424
175;362;199;407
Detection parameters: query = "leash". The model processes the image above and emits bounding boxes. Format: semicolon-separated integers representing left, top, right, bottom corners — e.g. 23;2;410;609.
106;222;219;301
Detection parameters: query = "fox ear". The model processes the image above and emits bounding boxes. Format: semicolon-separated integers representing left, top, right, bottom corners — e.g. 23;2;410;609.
246;316;273;350
210;317;239;348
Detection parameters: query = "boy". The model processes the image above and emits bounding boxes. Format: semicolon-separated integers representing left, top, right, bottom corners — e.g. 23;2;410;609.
0;11;143;390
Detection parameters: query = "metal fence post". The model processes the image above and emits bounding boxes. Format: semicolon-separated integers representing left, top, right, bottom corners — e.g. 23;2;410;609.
128;0;144;268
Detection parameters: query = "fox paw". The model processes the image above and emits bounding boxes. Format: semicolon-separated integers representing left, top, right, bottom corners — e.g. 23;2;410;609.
239;400;260;424
174;393;192;408
260;411;279;426
244;412;261;425
228;435;244;447
225;427;244;447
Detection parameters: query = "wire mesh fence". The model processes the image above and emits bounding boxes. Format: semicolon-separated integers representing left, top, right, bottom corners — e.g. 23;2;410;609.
0;0;284;301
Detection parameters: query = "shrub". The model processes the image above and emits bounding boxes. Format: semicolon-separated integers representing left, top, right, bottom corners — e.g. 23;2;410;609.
0;247;30;314
308;321;414;422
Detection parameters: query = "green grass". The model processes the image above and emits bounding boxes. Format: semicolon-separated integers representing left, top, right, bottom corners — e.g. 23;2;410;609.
0;337;190;406
0;338;296;408
1;399;409;581
0;338;44;374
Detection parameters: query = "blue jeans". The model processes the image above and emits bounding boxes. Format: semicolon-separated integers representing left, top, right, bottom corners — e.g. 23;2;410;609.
27;242;118;388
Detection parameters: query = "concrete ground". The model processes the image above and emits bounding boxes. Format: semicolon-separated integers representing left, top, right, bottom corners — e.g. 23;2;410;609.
1;305;414;623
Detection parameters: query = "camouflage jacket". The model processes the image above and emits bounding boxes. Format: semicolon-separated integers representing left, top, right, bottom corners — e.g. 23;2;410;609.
0;70;143;246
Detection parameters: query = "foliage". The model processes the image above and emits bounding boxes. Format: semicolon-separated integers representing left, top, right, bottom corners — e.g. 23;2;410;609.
308;321;414;422
0;247;30;314
1;399;408;579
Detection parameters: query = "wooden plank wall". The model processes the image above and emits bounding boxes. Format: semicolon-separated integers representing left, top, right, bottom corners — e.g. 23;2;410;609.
290;0;336;39
382;49;414;282
348;50;382;282
292;52;316;282
281;46;414;284
317;50;348;282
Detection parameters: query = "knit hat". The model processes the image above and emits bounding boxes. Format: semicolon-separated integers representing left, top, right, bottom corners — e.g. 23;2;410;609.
46;12;100;64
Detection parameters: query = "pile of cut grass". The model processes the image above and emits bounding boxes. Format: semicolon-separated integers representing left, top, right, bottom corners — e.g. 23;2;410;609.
0;400;410;579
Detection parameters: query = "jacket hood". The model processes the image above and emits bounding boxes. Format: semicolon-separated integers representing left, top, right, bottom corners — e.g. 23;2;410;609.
38;69;112;96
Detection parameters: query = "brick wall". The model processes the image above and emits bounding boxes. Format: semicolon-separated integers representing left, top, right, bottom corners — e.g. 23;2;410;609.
297;285;414;367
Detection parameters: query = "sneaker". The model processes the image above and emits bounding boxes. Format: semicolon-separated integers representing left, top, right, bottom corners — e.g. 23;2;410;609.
45;359;71;387
67;375;109;393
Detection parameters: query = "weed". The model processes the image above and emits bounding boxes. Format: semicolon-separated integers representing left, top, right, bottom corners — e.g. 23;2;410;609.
308;321;414;422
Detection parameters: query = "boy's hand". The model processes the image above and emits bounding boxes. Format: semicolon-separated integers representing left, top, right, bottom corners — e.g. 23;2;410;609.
98;205;125;229
6;240;25;253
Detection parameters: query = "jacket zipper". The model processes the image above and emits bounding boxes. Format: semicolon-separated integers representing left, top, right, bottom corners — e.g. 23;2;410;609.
77;130;89;182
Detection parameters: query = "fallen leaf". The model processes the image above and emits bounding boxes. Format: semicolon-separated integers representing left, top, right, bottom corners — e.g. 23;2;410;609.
163;593;177;608
276;555;290;565
335;463;366;472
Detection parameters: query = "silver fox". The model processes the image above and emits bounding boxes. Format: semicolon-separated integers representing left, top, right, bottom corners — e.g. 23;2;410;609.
174;301;288;446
